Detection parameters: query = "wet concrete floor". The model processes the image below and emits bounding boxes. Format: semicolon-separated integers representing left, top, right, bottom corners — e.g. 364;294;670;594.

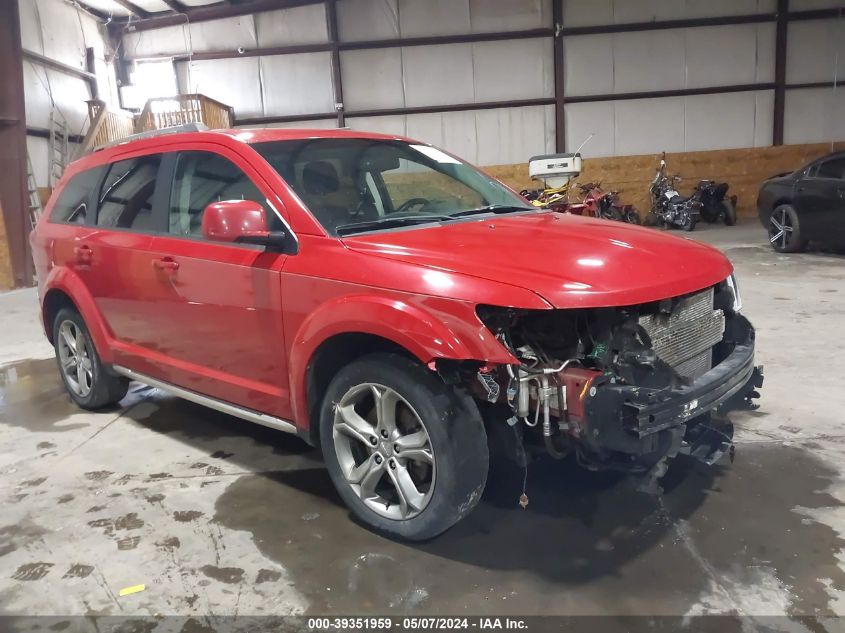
1;225;845;626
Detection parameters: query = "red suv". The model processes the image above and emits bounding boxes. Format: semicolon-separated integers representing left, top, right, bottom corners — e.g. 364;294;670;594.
31;127;763;540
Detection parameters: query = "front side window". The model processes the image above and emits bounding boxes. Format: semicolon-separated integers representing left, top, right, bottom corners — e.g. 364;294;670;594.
50;167;103;224
252;138;532;235
97;154;162;230
169;151;275;237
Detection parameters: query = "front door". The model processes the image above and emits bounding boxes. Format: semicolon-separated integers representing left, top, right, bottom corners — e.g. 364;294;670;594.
140;147;291;419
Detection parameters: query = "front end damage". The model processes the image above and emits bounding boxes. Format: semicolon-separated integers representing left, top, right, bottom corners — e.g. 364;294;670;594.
462;277;763;480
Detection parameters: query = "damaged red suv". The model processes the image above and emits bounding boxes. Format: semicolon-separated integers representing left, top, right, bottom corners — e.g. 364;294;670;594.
31;127;763;540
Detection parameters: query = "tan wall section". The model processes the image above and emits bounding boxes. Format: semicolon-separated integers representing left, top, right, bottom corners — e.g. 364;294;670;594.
0;203;15;291
485;142;845;221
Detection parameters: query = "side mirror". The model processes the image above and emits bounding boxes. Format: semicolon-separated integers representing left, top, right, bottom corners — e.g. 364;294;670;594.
201;200;292;252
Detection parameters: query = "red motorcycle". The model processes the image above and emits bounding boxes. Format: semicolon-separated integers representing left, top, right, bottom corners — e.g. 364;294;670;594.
568;182;641;224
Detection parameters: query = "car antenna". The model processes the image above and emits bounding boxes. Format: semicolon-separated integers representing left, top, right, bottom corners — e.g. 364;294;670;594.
573;132;595;156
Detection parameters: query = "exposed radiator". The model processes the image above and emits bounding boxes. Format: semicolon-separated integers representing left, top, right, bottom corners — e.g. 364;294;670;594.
638;287;725;380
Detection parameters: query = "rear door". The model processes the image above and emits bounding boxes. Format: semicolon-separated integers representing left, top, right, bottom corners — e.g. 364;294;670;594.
72;152;166;367
140;145;291;418
794;156;845;240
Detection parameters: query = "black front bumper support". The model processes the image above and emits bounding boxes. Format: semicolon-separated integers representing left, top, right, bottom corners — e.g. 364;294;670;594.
582;314;763;457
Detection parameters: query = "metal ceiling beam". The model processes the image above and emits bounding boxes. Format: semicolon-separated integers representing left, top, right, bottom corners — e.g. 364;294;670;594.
22;49;98;96
72;1;112;22
111;0;151;19
116;0;325;32
159;0;189;12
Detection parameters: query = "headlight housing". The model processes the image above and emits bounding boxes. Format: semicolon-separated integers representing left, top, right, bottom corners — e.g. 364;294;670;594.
725;273;742;312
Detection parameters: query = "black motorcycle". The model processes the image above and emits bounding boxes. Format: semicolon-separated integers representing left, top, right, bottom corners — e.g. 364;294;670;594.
695;180;737;225
649;154;701;231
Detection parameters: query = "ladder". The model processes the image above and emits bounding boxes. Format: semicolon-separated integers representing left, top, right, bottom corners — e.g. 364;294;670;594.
48;108;69;188
26;154;43;229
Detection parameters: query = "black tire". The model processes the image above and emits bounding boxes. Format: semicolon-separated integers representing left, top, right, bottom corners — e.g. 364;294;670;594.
681;215;697;232
722;200;737;226
319;353;488;541
624;208;642;225
52;307;129;409
768;204;806;253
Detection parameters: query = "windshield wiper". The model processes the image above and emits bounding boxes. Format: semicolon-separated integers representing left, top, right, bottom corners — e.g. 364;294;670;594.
336;215;450;236
447;204;535;218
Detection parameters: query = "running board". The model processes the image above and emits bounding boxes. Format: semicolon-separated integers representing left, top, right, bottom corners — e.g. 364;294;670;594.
112;365;298;435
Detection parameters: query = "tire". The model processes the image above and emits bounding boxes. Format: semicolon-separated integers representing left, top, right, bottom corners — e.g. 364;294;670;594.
768;204;806;253
722;200;737;226
624;208;642;225
319;353;488;541
53;307;129;409
681;215;698;232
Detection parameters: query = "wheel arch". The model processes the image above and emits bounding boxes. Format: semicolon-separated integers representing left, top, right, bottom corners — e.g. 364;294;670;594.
288;294;511;443
40;267;114;362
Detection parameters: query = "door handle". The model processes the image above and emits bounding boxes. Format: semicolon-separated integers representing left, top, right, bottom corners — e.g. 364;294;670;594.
73;245;92;265
152;257;179;273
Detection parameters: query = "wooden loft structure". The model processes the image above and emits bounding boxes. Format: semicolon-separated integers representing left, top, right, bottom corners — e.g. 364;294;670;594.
80;94;234;154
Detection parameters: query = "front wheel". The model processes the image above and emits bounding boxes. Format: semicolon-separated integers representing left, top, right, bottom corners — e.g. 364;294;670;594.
624;208;642;225
319;353;488;541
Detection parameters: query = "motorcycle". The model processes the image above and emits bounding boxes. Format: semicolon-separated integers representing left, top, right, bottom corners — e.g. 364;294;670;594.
649;153;701;231
695;180;737;225
572;182;641;224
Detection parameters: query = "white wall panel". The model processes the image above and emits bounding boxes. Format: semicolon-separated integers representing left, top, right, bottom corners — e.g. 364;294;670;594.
260;53;335;116
684;91;774;151
784;87;845;145
256;4;329;46
124;25;190;58
341;48;406;110
124;17;258;58
566;90;775;157
475;105;555;165
347;105;554;166
26;137;50;189
398;0;471;37
337;0;400;41
472;39;554;101
562;0;776;27
405;111;479;163
564;102;615;155
614;97;686;156
237;118;338;130
786;19;845;84
685;24;775;86
566;24;776;96
182;58;263;117
468;0;551;33
789;0;845;8
401;44;475;107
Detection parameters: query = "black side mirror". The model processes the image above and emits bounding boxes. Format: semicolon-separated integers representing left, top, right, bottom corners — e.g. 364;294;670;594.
236;230;297;254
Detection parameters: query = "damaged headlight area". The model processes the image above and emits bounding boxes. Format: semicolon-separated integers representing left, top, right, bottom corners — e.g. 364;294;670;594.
472;280;763;476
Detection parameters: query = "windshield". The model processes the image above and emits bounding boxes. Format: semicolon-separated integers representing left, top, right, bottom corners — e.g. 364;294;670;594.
252;138;533;235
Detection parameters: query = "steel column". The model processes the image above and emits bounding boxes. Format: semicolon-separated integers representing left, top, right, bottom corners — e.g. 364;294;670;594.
552;0;566;152
773;0;789;146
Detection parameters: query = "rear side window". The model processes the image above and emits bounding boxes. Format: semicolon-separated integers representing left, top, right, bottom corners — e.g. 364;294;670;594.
96;154;162;230
49;167;103;224
169;151;274;236
816;157;845;180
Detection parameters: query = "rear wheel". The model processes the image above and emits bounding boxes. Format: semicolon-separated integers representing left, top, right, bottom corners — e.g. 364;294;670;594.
624;208;642;225
53;307;128;409
319;353;488;541
722;200;737;226
681;214;698;232
769;204;806;253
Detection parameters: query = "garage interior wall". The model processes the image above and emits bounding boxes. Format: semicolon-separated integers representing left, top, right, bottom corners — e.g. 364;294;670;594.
20;0;120;189
121;0;844;163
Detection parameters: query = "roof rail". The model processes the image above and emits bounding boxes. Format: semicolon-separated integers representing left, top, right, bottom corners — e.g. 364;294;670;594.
94;123;209;152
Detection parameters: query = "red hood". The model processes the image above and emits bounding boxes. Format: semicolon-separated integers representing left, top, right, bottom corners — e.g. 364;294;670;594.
343;212;733;309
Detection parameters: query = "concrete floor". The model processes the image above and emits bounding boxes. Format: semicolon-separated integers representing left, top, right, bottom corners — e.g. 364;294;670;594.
2;222;845;625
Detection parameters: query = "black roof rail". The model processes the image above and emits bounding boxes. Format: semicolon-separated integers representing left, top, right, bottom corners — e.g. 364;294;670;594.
94;123;209;152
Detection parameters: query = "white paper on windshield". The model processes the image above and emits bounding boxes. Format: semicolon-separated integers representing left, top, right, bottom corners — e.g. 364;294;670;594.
411;144;461;164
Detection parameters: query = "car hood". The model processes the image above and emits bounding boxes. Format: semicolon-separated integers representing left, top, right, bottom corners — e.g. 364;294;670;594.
342;212;733;309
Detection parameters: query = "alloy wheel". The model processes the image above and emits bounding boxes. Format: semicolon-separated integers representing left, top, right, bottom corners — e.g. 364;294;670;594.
57;320;93;398
332;383;435;520
769;208;793;249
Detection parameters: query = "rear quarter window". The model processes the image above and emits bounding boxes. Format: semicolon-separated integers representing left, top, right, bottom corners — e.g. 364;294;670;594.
49;167;104;224
96;154;162;231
